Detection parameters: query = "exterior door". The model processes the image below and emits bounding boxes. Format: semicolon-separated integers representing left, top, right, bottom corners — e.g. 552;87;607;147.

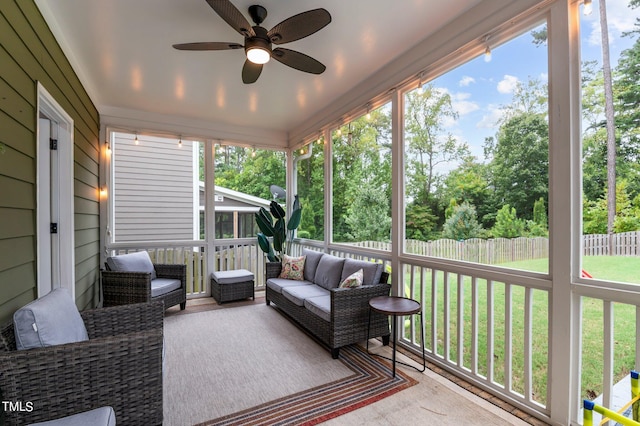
37;83;75;298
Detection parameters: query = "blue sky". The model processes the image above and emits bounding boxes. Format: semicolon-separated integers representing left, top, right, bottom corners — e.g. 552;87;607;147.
427;0;640;169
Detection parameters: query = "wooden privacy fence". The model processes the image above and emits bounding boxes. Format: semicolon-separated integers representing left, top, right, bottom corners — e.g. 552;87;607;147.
352;238;549;264
353;232;640;264
583;231;640;256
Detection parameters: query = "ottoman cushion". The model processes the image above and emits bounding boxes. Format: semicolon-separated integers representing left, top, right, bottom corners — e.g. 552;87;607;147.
212;269;254;284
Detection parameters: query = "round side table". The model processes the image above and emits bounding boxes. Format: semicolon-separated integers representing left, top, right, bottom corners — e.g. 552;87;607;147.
367;295;426;378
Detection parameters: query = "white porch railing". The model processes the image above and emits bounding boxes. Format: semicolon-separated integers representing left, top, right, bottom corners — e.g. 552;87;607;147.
106;238;270;298
106;238;640;424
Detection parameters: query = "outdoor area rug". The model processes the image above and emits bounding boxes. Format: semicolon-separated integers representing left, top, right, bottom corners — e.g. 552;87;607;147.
163;303;417;426
197;344;418;426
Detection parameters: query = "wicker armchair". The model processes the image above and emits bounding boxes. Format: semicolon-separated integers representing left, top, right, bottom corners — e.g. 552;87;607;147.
102;263;187;311
0;301;164;426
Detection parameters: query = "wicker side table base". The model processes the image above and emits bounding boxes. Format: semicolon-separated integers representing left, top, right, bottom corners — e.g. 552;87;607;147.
211;269;255;304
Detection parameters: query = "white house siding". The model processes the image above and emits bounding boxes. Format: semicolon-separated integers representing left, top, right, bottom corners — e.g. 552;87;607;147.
112;133;194;242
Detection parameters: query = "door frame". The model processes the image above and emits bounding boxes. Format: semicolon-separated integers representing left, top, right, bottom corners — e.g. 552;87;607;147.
36;82;75;299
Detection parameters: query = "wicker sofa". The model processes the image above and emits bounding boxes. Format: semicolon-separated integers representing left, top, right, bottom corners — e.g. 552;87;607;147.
266;249;391;359
0;300;164;425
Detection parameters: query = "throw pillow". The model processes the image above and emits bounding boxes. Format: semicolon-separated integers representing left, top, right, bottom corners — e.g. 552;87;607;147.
339;268;364;288
279;254;306;280
13;288;89;350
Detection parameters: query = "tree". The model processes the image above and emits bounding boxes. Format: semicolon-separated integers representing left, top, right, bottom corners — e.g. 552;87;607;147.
442;202;483;240
332;108;392;242
344;184;391;242
439;159;494;228
595;0;617;254
486;112;548;221
493;205;525;238
405;86;470;202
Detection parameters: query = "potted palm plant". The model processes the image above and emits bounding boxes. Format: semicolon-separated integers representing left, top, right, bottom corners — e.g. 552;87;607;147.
255;195;302;276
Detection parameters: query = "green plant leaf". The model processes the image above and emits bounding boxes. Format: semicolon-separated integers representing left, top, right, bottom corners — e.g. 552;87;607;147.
273;219;285;252
287;207;302;230
270;201;286;219
257;232;271;253
255;208;275;236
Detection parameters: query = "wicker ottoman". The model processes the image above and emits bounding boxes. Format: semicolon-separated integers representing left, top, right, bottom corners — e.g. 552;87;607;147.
211;269;255;303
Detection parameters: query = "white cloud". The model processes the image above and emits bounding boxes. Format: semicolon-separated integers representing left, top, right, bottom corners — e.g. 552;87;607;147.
432;88;480;128
477;104;504;129
585;0;640;47
459;76;476;87
451;92;480;116
497;75;520;94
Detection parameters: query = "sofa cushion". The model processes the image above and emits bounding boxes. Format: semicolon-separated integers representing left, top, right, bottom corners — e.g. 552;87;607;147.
266;278;313;294
107;251;156;280
151;278;182;298
302;249;324;282
28;406;116;426
279;254;306;280
341;259;383;286
340;268;364;288
304;295;331;323
13;288;89;351
282;285;330;307
313;254;346;290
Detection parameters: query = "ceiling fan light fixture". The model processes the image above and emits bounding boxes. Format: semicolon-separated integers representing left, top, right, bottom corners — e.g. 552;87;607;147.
245;37;271;64
247;46;271;64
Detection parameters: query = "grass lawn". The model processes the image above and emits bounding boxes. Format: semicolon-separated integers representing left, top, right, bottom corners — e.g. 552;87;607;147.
402;255;640;405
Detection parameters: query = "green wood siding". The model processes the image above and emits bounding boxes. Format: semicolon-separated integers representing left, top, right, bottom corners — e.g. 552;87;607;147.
0;0;100;322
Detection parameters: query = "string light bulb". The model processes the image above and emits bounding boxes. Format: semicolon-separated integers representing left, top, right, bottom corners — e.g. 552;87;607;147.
417;72;425;94
105;141;111;155
365;103;372;121
583;0;593;15
134;133;139;145
178;137;183;148
484;46;492;62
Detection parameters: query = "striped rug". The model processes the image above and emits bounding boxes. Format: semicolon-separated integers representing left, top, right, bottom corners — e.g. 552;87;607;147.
196;344;418;426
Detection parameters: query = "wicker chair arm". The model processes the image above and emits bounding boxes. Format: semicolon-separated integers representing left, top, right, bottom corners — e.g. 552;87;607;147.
101;270;152;303
330;283;391;321
0;329;163;425
81;300;164;339
154;263;186;281
266;262;282;280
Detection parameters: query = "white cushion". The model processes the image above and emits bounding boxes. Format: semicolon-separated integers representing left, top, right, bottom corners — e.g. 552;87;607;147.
28;406;116;426
13;288;89;351
211;269;254;284
313;254;345;290
304;295;331;322
151;278;182;297
266;278;312;294
107;251;156;280
282;285;330;307
341;259;383;286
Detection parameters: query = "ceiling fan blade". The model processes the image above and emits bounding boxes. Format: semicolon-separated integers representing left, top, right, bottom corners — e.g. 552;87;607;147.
272;48;326;74
206;0;255;38
242;59;263;84
267;9;331;44
172;42;243;51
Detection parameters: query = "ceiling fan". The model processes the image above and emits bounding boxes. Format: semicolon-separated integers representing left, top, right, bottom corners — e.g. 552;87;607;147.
173;0;331;84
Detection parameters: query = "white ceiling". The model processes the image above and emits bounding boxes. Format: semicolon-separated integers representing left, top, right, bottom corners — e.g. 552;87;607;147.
36;0;482;137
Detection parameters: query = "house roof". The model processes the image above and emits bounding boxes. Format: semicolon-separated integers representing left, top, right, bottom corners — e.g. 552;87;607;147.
34;1;541;147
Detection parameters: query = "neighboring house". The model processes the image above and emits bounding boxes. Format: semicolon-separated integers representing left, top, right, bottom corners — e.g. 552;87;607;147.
110;131;271;242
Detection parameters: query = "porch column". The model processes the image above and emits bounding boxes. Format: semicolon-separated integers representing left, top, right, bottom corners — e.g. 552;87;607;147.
548;0;581;423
